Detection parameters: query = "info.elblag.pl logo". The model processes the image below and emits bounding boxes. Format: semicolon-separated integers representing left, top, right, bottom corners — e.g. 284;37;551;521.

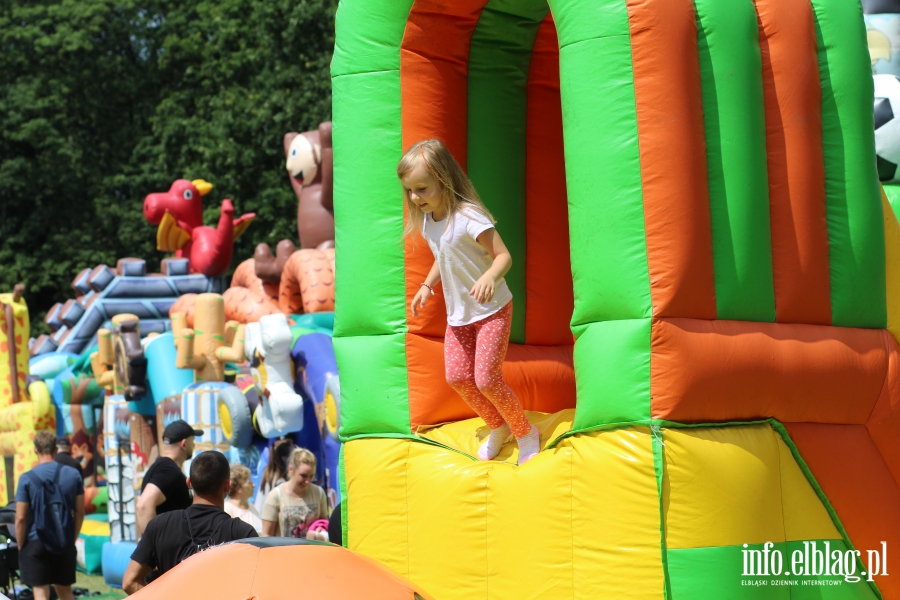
741;542;888;587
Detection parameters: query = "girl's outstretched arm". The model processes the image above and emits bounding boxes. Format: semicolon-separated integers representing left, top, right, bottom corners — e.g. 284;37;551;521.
471;229;512;303
411;261;441;317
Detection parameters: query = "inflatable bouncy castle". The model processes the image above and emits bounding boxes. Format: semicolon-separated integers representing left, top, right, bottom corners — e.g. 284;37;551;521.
334;0;900;598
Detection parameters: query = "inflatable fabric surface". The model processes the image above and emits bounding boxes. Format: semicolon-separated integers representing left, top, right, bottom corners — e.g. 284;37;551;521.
129;540;435;600
344;421;877;600
102;541;136;588
181;382;236;454
104;395;136;542
0;292;28;409
77;519;110;575
0;383;56;504
33;258;225;357
145;332;193;404
333;0;899;597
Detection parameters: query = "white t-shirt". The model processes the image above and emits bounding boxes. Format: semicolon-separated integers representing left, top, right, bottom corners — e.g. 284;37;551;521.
423;206;513;327
224;500;263;533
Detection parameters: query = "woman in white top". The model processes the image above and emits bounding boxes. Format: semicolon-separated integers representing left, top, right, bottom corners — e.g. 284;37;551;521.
399;138;540;466
224;464;262;533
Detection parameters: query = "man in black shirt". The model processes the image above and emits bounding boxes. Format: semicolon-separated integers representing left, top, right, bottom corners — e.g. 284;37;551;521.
123;451;257;594
53;436;84;480
136;421;201;537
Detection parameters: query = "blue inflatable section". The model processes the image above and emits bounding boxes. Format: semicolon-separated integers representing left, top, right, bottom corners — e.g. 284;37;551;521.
145;332;193;403
29;352;79;380
291;330;340;503
32;257;225;357
293;333;337;403
102;541;137;588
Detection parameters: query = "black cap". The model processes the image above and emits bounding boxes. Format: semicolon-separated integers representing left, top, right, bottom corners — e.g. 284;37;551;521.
162;420;203;444
56;436;70;448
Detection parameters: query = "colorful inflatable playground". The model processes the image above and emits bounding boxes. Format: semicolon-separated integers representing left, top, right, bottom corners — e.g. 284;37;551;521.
5;0;900;598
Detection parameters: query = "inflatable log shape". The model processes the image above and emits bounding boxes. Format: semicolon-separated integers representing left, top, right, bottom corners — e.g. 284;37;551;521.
231;258;278;302
173;293;245;383
278;249;335;314
223;286;282;324
90;314;141;395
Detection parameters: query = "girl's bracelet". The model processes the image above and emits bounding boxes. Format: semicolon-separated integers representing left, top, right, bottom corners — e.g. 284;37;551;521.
420;283;434;296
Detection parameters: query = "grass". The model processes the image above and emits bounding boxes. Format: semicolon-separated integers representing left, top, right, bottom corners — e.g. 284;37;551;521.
74;571;125;599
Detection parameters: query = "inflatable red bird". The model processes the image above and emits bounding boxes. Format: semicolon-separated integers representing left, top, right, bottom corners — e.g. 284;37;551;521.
143;179;255;277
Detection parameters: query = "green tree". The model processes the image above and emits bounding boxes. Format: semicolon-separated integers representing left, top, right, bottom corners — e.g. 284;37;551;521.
0;0;334;337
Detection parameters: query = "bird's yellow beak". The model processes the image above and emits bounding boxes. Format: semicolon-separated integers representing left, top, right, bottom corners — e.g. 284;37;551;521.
192;179;214;196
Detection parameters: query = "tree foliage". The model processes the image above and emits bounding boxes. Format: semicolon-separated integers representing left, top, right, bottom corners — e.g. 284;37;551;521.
0;0;335;335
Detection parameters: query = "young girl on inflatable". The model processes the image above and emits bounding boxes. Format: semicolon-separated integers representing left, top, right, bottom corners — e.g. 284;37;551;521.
399;138;540;465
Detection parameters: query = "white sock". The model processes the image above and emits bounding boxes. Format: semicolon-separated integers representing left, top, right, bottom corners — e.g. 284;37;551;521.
516;425;541;465
478;423;511;461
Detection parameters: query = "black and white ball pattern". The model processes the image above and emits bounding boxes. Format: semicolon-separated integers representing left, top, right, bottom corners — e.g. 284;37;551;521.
875;74;900;183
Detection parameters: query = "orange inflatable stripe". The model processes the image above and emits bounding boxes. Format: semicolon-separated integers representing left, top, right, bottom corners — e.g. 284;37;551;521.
755;0;831;326
785;423;900;599
626;0;716;319
523;16;573;346
401;0;488;339
406;332;576;430
865;335;900;488
650;318;886;424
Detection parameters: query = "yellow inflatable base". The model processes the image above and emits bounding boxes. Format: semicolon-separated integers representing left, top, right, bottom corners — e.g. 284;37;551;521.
0;382;56;504
0;292;29;409
344;415;848;600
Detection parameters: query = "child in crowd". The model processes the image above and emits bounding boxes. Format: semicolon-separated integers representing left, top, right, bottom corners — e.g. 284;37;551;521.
225;464;262;533
261;448;328;539
399;138;540;465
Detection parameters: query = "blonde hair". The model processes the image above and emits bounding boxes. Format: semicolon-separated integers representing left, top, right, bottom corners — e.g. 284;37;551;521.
288;447;317;472
398;139;496;239
228;464;251;498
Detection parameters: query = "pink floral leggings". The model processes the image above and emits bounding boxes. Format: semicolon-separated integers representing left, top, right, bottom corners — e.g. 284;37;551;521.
444;302;530;437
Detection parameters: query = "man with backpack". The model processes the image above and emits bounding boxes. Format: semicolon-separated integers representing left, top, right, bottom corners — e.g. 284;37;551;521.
123;451;257;594
15;431;84;600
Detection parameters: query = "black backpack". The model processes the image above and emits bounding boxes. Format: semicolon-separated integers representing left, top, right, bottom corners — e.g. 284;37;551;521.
178;509;230;563
25;464;72;554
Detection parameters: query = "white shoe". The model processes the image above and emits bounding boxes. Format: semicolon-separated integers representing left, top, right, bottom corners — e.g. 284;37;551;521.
478;424;511;460
516;425;541;465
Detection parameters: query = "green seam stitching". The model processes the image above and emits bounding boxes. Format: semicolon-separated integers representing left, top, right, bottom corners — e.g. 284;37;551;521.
651;425;672;599
339;444;348;549
769;420;883;600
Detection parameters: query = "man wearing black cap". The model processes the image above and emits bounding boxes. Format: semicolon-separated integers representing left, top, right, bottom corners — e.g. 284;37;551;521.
54;436;84;480
135;420;202;537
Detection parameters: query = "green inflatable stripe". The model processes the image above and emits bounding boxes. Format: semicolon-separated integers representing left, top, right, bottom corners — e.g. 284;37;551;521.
332;0;412;435
467;0;548;344
332;0;412;339
571;317;651;430
694;0;775;323
549;0;651;326
811;0;886;329
331;0;412;78
667;542;878;599
333;333;411;437
884;184;900;218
